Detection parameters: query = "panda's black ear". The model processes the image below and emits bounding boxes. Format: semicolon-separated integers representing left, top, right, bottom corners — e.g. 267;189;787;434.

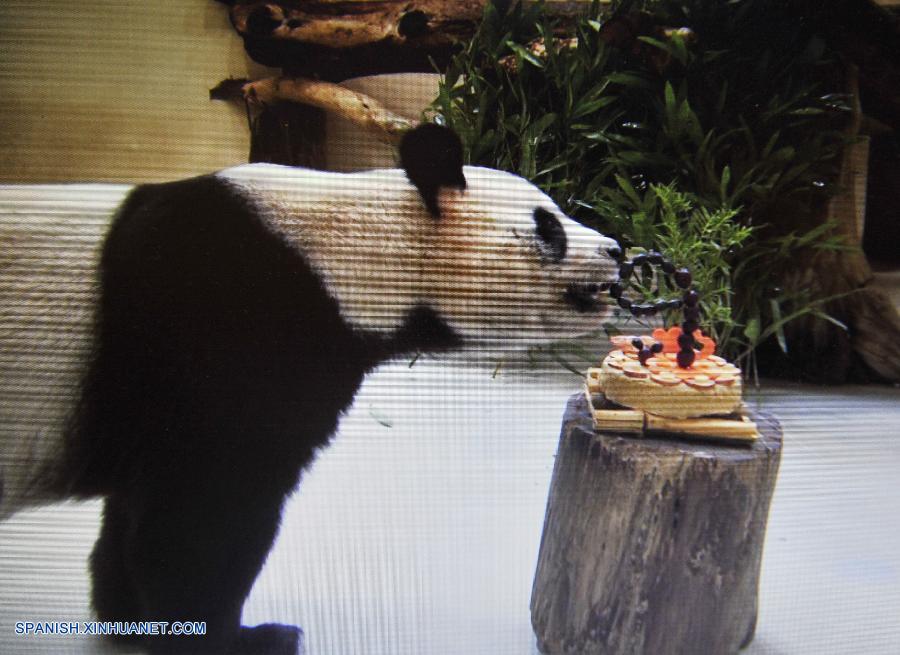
399;124;467;218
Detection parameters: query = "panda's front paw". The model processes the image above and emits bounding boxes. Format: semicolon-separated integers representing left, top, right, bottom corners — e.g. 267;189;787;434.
230;623;303;655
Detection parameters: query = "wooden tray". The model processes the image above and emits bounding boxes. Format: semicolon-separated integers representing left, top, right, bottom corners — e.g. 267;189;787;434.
585;368;759;444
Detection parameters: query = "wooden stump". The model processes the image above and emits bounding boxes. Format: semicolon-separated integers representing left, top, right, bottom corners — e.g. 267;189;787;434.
531;394;782;655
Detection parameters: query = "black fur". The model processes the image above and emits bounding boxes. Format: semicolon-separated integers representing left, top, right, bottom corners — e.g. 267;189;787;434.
533;208;567;262
60;175;459;654
399;123;467;218
564;282;601;313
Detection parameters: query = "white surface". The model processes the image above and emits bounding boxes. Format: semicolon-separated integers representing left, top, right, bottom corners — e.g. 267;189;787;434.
1;359;899;654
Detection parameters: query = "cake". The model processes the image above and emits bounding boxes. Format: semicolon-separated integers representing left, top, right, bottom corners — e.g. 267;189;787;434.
599;328;743;419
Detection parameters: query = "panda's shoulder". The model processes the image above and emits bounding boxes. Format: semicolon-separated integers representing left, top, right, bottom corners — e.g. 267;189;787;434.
103;173;300;287
109;174;254;249
216;163;410;191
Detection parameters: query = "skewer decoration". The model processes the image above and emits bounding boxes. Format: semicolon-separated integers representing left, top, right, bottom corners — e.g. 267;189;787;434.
603;247;703;369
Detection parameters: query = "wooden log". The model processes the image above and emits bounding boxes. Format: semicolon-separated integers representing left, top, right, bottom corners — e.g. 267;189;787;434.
219;0;590;76
227;0;489;50
531;394;782;655
210;74;420;165
242;76;416;144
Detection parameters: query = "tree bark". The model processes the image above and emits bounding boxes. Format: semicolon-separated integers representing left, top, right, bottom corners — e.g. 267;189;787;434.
531;394;782;655
220;1;589;75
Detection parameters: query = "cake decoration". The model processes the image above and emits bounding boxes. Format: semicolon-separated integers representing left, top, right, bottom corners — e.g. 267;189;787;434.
587;249;755;433
602;246;709;371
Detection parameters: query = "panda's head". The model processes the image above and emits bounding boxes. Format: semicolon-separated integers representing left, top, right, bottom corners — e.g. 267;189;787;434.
393;123;619;348
220;124;620;354
416;163;620;348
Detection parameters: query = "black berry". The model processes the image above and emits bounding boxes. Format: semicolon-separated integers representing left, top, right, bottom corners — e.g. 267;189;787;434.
619;261;634;280
683;305;700;321
683;289;699;306
682;320;699;335
648;251;663;265
650;342;663;354
694;341;704;351
666;299;684;310
641;303;658;315
617;297;632;310
661;260;675;275
631;304;645;317
607;246;622;260
677;349;696;368
632;253;647;267
677;332;694;350
609;282;623;299
654;300;671;313
632;338;644;351
638;348;653;365
674;268;692;289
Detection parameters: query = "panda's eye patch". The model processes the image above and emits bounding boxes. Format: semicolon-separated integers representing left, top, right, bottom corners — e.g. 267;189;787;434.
533;208;567;262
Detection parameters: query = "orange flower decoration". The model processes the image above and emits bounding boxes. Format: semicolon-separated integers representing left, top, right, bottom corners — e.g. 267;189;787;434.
652;326;716;360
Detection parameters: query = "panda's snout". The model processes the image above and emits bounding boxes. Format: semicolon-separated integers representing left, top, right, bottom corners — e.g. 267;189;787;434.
564;281;603;313
601;241;621;259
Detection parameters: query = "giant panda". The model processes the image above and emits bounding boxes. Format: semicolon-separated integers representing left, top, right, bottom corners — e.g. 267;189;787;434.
0;125;619;654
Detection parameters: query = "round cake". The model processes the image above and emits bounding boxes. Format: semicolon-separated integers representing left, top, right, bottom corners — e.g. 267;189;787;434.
599;328;743;419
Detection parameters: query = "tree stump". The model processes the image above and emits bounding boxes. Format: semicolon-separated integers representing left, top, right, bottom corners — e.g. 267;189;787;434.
531;394;782;655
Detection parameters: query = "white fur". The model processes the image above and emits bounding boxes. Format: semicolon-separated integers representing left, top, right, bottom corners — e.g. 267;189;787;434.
219;164;618;347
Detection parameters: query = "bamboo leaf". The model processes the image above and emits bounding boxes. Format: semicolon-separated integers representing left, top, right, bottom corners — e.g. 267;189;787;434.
811;311;849;331
769;299;788;352
571;95;617;119
719;165;731;204
615;174;642;206
744;317;760;344
506;41;544;68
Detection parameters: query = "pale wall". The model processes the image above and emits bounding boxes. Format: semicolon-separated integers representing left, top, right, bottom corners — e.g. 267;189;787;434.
0;1;259;183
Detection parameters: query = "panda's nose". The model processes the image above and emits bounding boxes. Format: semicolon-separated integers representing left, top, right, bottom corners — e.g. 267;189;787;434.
597;235;620;257
600;243;621;258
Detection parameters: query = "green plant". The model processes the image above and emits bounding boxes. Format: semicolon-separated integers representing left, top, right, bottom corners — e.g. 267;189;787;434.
433;0;851;367
621;184;751;339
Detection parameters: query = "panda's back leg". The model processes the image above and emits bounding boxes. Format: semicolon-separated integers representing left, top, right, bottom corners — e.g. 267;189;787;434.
102;463;301;654
90;494;299;653
89;496;141;638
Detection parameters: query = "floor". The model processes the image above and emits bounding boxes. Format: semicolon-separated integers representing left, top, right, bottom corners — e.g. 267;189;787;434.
1;352;898;654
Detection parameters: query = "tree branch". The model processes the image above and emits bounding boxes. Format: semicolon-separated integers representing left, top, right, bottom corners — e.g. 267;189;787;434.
214;76;418;144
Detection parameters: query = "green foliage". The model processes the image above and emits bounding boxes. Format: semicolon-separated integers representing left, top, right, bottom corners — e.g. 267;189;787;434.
432;0;850;364
621;185;751;345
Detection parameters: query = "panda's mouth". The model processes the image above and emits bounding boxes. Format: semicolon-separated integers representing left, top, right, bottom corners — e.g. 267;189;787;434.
564;282;602;313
